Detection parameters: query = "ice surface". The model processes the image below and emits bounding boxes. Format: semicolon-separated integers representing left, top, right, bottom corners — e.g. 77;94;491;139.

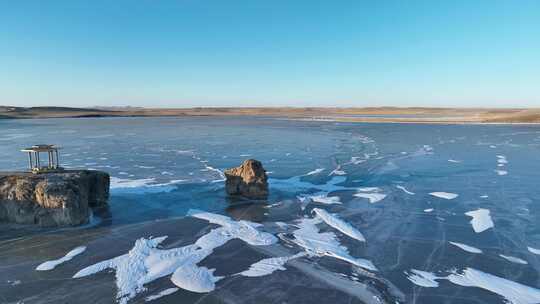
499;254;528;265
313;208;366;242
3;117;540;304
270;175;350;194
36;246;86;271
271;175;370;209
0;133;34;141
110;177;156;189
110;177;184;193
429;192;459;200
449;242;482;254
465;209;494;233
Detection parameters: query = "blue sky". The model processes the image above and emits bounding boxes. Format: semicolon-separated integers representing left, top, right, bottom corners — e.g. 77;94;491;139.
1;0;539;108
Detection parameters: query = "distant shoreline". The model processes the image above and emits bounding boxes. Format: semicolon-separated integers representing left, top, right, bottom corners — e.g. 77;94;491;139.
1;106;540;124
282;117;540;125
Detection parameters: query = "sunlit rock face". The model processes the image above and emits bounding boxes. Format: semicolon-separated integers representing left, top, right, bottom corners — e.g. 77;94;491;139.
0;170;109;227
224;159;268;199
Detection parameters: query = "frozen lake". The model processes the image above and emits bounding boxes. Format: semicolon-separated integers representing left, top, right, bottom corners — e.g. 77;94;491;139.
1;117;540;304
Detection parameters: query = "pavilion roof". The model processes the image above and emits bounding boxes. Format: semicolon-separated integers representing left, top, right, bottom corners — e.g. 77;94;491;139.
21;145;60;152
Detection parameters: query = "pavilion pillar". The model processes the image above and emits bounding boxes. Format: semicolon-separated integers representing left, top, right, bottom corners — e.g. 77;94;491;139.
28;153;32;170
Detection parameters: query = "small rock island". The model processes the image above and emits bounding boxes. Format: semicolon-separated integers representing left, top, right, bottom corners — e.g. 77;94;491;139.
224;159;268;199
0;145;110;227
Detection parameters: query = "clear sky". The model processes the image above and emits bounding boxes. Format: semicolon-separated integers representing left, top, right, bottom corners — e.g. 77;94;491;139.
1;0;539;108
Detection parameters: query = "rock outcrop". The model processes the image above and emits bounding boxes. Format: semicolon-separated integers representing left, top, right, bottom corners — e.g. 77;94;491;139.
0;170;110;227
224;159;268;199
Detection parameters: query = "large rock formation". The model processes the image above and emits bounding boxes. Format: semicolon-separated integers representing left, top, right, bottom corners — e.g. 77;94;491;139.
224;159;268;199
0;170;109;227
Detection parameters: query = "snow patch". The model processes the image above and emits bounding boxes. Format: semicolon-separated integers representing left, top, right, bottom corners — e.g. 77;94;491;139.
447;268;540;304
497;155;508;164
239;252;306;277
7;280;21;286
36;246;86;271
499;254;528;265
313;208;366;242
171;266;221;293
305;168;325;176
357;187;381;192
465;209;494;233
396;185;415;195
201;164;226;182
188;209;278;247
429;192;458;200
527;247;540;255
310;194;342;205
329;168;346;176
354;193;387;203
495;170;508;176
74;211;277;303
406;269;440;287
349;156;367;165
406;267;540;304
290;217;376;271
145;288;179;302
135;165;155;169
449;242;482;254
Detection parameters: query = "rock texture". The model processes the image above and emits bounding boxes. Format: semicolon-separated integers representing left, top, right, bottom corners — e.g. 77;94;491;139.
224;159;268;199
0;170;109;227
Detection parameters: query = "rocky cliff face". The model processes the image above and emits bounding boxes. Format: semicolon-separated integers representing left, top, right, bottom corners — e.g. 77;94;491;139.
0;170;109;227
224;159;268;199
